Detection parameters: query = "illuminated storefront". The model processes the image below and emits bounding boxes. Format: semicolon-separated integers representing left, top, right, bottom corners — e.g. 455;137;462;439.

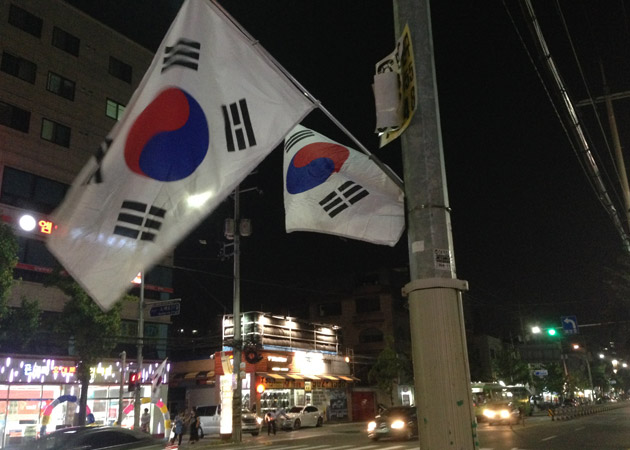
0;356;169;448
214;350;356;421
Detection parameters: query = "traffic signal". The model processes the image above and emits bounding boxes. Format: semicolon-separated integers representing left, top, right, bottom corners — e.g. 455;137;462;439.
128;372;140;392
244;345;263;364
547;328;558;337
243;344;263;364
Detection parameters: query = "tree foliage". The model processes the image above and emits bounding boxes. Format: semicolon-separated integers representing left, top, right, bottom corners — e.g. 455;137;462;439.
493;347;530;384
54;280;123;425
0;224;41;351
368;335;411;406
0;223;18;314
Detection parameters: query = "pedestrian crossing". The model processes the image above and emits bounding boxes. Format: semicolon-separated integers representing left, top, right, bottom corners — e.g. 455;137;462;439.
204;443;417;450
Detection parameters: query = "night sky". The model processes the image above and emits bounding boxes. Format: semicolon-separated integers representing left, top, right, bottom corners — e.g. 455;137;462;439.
64;0;630;339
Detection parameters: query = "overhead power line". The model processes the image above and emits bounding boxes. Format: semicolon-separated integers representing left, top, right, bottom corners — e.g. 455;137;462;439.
505;0;630;253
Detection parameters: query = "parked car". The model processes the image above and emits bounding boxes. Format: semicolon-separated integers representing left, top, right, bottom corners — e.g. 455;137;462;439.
281;405;323;430
28;426;164;450
241;409;263;435
196;405;221;438
481;401;522;425
367;406;418;441
196;405;263;437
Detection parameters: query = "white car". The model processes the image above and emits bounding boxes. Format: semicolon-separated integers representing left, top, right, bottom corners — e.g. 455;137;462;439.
281;405;323;430
197;405;263;437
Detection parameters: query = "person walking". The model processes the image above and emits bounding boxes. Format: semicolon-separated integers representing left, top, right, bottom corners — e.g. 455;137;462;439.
188;407;200;444
170;411;185;446
140;408;150;433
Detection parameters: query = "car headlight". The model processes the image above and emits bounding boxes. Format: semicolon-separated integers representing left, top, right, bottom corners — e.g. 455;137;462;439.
367;421;376;432
483;409;496;419
499;409;510;419
256;417;263;425
391;420;405;429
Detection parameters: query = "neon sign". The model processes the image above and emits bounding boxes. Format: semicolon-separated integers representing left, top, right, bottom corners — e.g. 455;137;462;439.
38;219;54;234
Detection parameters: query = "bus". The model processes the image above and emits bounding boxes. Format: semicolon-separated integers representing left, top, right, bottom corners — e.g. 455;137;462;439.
471;382;531;422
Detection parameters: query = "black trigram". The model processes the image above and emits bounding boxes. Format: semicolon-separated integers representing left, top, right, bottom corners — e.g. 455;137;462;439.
161;38;200;73
84;137;113;185
284;129;314;153
222;99;256;152
319;181;369;218
113;200;166;242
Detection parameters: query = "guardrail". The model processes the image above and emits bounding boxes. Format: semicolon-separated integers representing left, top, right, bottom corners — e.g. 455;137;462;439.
548;402;630;420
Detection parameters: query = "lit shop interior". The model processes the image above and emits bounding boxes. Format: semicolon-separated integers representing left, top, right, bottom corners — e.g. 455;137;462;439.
220;313;356;419
0;356;168;448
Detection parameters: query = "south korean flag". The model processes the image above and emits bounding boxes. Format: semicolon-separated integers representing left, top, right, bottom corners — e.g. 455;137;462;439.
283;125;404;246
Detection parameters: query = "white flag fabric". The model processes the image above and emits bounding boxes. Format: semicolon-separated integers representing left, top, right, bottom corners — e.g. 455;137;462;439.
46;0;314;310
283;125;404;246
151;358;168;402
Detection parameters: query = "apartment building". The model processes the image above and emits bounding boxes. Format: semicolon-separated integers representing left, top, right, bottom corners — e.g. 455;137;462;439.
0;0;175;355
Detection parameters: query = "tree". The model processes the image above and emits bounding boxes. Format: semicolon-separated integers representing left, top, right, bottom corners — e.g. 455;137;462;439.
0;223;41;351
0;223;18;314
368;335;411;406
493;347;530;384
54;280;123;425
532;363;565;400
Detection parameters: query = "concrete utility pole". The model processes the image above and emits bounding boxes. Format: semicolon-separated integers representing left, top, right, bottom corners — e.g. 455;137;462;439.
394;1;478;449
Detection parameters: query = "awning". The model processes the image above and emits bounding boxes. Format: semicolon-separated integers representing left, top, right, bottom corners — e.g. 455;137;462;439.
301;374;320;380
179;371;214;380
259;372;287;380
320;375;339;381
338;375;358;382
286;374;304;380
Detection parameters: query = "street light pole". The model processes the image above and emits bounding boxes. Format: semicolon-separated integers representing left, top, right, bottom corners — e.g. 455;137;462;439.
118;350;126;425
134;274;144;430
232;185;242;443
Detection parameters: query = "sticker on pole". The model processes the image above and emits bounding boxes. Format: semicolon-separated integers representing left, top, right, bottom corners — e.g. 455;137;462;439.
434;248;452;271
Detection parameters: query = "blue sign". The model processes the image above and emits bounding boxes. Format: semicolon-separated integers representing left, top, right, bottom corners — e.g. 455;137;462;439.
150;302;180;317
561;315;578;335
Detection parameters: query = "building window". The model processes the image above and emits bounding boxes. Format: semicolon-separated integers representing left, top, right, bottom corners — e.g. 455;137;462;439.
108;56;132;83
8;4;42;38
51;26;80;56
0;167;68;214
46;72;75;101
1;52;37;84
41;118;71;147
359;328;384;344
355;296;381;314
106;98;126;120
318;302;342;317
0;101;30;133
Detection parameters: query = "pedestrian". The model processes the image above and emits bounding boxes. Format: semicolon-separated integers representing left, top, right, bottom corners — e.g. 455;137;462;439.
171;411;185;446
189;407;200;444
265;410;276;435
275;407;289;428
140;408;150;433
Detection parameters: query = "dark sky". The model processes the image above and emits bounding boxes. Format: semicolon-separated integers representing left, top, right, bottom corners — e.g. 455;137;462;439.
65;0;630;339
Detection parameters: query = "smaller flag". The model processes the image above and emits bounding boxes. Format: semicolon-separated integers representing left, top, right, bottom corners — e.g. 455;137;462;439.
151;358;168;402
283;125;404;246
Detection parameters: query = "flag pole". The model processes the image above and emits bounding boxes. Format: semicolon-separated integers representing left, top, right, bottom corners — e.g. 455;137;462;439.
210;0;404;192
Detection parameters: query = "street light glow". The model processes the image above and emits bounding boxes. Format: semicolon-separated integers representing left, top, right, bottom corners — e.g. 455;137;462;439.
531;326;541;334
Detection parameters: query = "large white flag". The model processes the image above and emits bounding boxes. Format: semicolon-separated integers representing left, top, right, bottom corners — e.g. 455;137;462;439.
283;125;404;246
47;0;314;310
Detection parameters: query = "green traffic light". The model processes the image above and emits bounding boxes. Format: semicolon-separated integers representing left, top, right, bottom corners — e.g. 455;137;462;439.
547;328;557;336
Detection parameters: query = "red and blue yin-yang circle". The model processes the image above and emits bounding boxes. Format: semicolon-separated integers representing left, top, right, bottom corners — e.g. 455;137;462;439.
124;87;209;182
286;142;350;194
